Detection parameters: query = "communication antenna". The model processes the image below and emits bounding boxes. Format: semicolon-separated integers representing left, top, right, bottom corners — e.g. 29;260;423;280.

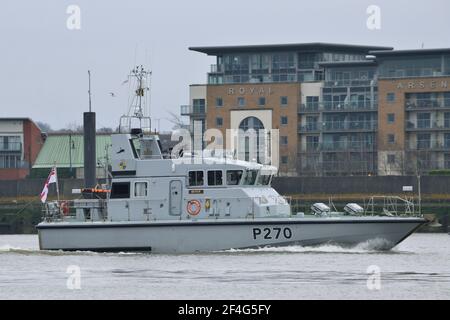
119;65;152;133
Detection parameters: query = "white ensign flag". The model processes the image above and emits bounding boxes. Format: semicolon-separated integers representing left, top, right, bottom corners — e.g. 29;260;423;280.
40;166;58;203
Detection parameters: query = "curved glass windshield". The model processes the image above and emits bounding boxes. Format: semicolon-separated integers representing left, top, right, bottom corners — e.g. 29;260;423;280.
242;170;258;185
256;174;271;186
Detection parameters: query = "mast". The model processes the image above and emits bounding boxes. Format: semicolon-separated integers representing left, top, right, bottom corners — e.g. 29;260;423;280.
120;65;152;133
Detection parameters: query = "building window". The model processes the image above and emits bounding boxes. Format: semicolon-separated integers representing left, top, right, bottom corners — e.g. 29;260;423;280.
417;113;431;129
216;97;223;107
188;171;204;186
207;170;223;186
281;156;288;164
0;154;21;169
280;116;288;126
306;136;319;151
281;136;288;145
387;134;395;144
387;113;395;124
387;154;396;164
216;117;223;127
193;99;206;113
134;182;148;197
280;96;288;106
258;97;266;106
387;93;396;103
238;97;245;107
306;96;319;110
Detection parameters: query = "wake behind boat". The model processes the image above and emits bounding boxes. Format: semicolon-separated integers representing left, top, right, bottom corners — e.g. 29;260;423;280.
36;67;426;253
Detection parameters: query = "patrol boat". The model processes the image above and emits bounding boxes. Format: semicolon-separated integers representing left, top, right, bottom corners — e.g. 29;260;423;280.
36;68;426;253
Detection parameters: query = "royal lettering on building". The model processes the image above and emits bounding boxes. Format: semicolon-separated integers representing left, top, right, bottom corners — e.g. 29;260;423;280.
227;87;273;95
396;80;449;90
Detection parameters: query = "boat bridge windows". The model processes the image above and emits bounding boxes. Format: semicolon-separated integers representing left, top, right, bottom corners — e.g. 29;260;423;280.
188;171;204;186
188;169;272;187
226;170;243;185
207;170;223;186
110;182;130;199
134;181;148;197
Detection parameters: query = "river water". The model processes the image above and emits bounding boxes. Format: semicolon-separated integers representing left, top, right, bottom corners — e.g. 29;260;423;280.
0;233;449;300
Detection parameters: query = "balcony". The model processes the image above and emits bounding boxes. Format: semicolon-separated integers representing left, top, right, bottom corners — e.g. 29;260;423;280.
406;141;450;151
405;99;450;111
300;141;377;152
180;105;206;117
298;102;377;113
210;64;223;73
0;142;22;152
322;120;377;132
298;123;320;133
405;121;450;131
323;79;375;87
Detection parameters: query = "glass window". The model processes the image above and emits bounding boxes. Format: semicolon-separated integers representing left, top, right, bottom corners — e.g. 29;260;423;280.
258;97;266;106
280;96;288;106
134;182;148;197
238;97;245;107
281;156;288;164
417;133;431;149
216;117;223;127
281;136;288;145
387;154;396;164
188;171;204;186
281;116;288;125
256;173;271;185
306;96;319;110
193;99;205;113
387;134;395;144
387;113;395;123
110;182;130;199
226;170;243;185
306;136;319;151
387;93;396;103
216;97;223;107
243;170;258;185
417;113;431;128
207;170;223;186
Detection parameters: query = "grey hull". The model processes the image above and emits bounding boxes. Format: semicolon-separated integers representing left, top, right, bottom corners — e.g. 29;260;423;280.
37;217;425;253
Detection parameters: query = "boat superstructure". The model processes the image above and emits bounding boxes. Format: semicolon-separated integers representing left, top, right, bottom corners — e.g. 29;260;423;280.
36;67;426;253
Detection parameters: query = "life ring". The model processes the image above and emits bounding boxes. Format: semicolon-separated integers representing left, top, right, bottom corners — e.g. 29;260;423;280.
60;201;70;216
187;200;201;216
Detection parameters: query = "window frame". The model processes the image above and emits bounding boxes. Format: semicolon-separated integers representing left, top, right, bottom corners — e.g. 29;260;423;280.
207;170;223;186
188;170;204;187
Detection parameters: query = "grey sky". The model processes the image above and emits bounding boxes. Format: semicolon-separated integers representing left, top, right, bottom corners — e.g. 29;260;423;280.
0;0;449;131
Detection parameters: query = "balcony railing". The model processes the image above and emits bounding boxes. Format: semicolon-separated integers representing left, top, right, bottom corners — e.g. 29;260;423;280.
324;79;375;87
180;105;206;116
405;121;450;131
300;141;377;152
0;142;22;152
298;121;377;133
323;120;377;132
405;99;450;110
406;141;450;151
210;64;224;73
298;102;377;113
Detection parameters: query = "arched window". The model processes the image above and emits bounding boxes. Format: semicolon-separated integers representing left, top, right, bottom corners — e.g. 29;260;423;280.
238;117;265;162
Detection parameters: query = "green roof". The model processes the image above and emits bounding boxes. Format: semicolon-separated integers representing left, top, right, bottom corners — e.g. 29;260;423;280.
33;134;111;169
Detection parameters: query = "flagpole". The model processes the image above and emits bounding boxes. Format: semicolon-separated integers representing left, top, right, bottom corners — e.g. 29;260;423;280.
54;162;60;203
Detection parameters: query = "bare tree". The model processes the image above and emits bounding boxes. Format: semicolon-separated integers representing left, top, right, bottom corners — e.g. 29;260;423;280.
166;111;186;130
36;121;52;133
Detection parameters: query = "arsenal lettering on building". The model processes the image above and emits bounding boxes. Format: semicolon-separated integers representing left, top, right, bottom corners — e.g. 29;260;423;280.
227;87;273;95
396;80;449;90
